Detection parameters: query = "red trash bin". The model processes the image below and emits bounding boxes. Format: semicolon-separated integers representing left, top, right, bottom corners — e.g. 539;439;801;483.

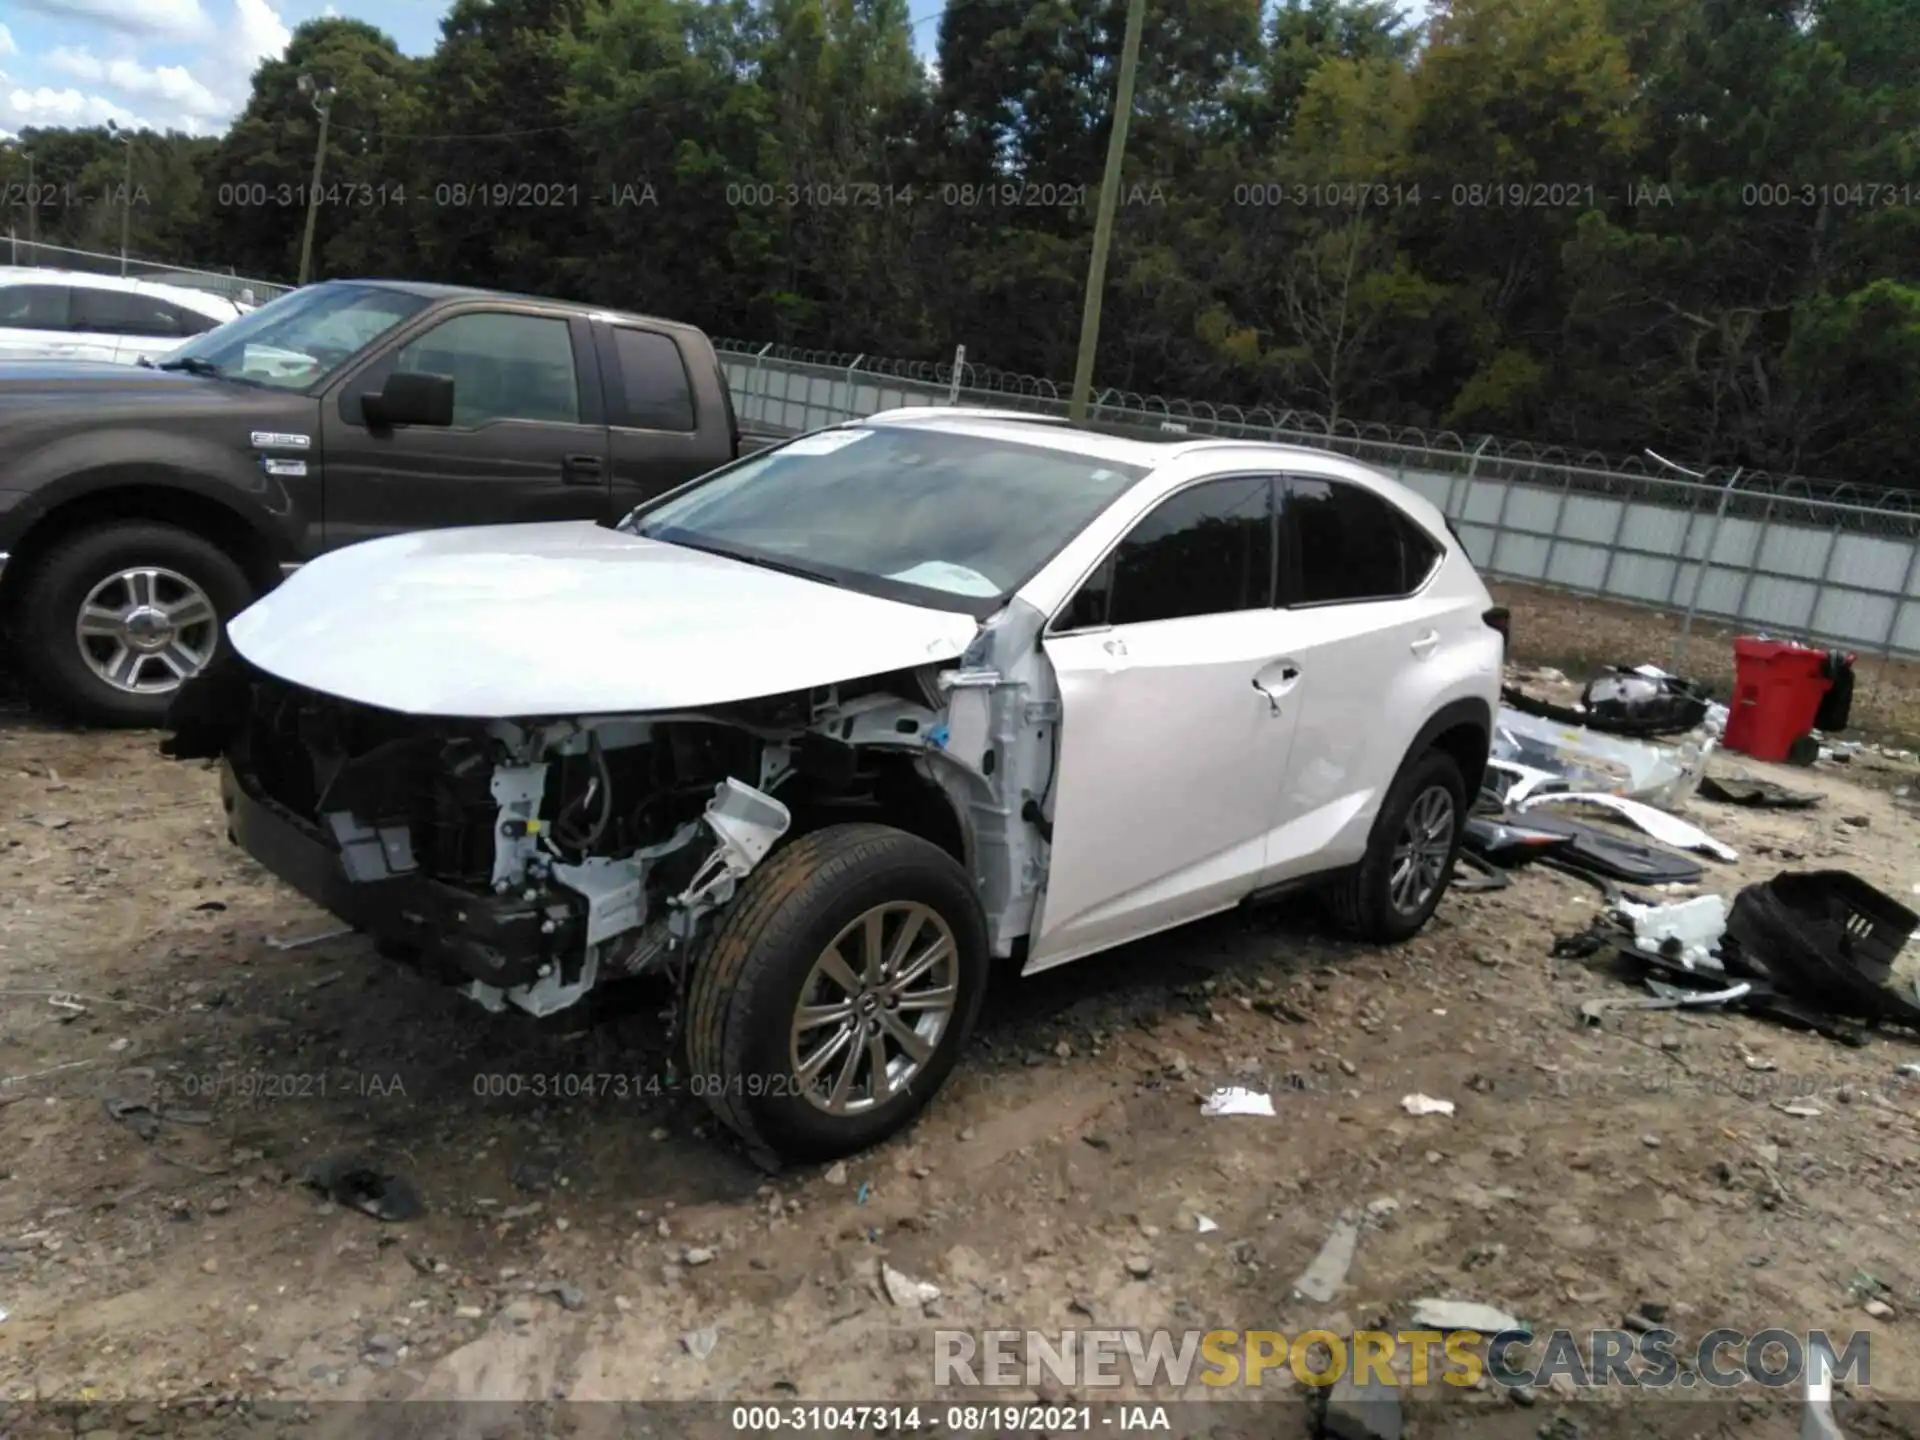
1723;638;1842;762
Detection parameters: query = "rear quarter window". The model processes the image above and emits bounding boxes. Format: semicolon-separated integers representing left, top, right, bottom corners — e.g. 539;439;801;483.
609;328;696;432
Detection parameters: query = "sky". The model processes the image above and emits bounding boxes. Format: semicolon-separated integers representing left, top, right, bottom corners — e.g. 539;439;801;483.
0;0;949;138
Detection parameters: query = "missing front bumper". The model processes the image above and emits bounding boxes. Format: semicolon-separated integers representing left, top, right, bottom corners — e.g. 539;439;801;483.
220;757;580;993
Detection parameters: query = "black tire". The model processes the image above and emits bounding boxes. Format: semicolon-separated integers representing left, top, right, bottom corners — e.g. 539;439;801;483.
11;521;254;729
1325;748;1467;943
686;823;989;1164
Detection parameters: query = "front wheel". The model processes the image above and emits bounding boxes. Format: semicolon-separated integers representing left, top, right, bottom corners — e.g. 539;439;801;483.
1325;748;1467;943
685;824;989;1164
11;521;255;728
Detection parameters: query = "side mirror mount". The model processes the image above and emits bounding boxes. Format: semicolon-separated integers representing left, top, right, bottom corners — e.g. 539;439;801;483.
362;370;454;428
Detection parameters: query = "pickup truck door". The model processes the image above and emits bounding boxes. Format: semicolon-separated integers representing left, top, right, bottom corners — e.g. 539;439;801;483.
316;305;613;551
595;320;737;516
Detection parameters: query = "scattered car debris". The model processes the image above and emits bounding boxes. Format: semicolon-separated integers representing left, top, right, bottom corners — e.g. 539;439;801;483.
1408;1299;1526;1333
1724;872;1920;1028
1503;665;1710;738
1699;773;1822;809
1401;1094;1455;1117
301;1156;424;1222
1481;810;1703;885
1579;982;1752;1027
1517;791;1737;862
1774;1103;1824;1119
1293;1217;1360;1303
1616;895;1729;972
1494;706;1709;807
879;1263;940;1307
1195;1215;1219;1234
264;926;356;952
102;1097;162;1142
1201;1087;1276;1118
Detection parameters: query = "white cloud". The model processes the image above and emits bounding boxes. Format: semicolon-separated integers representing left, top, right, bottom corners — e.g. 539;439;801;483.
11;0;209;42
2;84;153;130
47;46;229;118
4;0;291;134
234;0;293;69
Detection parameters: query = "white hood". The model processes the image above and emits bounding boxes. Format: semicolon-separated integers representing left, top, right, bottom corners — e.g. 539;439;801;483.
227;522;981;717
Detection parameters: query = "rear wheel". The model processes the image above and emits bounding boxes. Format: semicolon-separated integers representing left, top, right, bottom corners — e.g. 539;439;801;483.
686;824;989;1164
12;521;254;728
1325;748;1466;943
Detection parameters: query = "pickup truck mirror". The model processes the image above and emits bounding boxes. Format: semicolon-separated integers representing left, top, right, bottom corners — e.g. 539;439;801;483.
363;371;455;428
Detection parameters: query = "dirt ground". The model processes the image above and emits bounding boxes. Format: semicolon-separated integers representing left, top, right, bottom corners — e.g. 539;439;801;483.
6;647;1920;1438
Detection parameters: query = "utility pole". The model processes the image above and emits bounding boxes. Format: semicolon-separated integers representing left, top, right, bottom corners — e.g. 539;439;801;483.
1068;0;1147;422
297;74;335;286
23;149;35;247
107;121;133;274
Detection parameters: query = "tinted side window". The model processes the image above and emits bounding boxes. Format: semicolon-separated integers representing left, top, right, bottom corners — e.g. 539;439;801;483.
73;288;185;337
1287;477;1439;603
609;328;695;431
0;285;71;330
394;312;580;427
169;302;223;336
1063;476;1273;629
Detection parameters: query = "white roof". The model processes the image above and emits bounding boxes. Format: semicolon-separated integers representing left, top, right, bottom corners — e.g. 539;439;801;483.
853;406;1449;538
858;406;1390;481
0;266;240;320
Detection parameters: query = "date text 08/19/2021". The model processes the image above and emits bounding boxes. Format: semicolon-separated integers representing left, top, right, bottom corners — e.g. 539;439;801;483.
729;1405;1168;1433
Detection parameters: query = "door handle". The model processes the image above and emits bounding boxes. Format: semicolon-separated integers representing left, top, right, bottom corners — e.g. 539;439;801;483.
561;453;604;485
1251;664;1300;716
1102;637;1128;658
1410;630;1441;659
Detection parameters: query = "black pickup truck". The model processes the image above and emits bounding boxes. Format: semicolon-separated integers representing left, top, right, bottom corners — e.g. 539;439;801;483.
0;279;762;726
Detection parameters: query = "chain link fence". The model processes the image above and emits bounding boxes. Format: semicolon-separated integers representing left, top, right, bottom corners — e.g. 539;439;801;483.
1;235;296;305
714;340;1920;676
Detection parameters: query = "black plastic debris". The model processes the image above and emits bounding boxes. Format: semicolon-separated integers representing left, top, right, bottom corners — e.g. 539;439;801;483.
1814;650;1855;733
1462;814;1576;865
1492;811;1703;885
1501;665;1710;738
1722;871;1920;1028
103;1097;161;1142
1699;774;1822;810
1582;669;1712;736
302;1155;425;1223
1451;852;1512;893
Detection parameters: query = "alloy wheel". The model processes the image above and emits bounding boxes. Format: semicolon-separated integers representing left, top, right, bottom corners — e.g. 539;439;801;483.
1388;784;1456;915
789;901;960;1116
75;566;219;695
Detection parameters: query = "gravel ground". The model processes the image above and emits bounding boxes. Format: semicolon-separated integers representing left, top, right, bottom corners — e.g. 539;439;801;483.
5;654;1920;1438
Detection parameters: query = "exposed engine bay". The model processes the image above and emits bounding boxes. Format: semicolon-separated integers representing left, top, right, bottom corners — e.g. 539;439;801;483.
169;601;1059;1019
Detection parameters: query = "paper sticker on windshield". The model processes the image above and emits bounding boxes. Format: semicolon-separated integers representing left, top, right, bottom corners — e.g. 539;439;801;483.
886;561;1001;597
778;430;872;457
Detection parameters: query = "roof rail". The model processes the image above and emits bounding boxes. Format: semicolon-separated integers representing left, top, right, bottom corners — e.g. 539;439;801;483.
865;406;1075;426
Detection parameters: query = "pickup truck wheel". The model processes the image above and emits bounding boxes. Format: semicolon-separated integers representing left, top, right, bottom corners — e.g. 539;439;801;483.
1324;748;1466;944
685;824;989;1165
13;521;254;729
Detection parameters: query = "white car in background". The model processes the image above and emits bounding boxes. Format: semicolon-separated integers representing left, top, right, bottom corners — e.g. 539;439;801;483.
0;268;242;365
174;410;1508;1161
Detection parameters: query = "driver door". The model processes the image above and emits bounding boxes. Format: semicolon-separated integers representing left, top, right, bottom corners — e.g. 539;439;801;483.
1027;475;1305;969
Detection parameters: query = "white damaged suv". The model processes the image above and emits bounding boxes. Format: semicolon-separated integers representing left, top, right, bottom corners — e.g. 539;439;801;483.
165;409;1506;1162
